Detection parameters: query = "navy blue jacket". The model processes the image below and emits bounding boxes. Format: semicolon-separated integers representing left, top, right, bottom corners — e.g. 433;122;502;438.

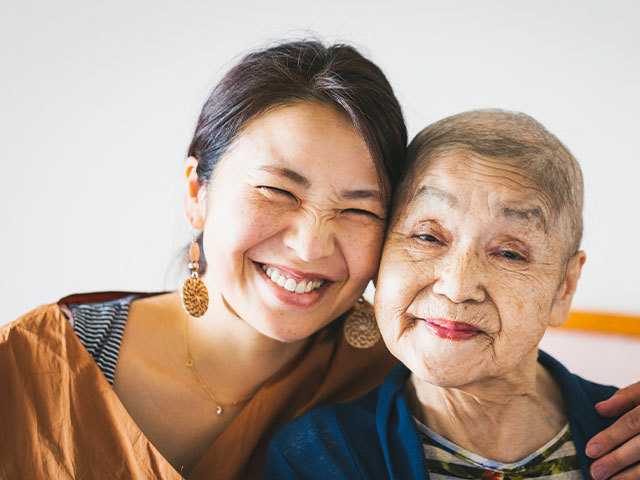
265;351;618;479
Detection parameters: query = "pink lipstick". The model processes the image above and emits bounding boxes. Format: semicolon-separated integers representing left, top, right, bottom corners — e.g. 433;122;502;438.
423;317;481;341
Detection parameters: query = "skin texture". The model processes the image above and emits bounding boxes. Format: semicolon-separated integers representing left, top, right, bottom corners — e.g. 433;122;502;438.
375;152;586;462
114;102;387;473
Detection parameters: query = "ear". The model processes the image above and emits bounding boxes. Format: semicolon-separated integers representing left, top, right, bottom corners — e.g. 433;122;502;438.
183;156;207;230
548;250;587;327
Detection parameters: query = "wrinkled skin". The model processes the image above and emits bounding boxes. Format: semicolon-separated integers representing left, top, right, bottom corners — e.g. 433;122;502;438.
375;151;640;478
376;152;582;388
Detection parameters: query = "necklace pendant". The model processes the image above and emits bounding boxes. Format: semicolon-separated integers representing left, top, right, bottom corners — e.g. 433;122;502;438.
216;405;223;415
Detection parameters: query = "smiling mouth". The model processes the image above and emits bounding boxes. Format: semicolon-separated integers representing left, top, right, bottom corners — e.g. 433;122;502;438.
422;317;482;341
259;263;328;294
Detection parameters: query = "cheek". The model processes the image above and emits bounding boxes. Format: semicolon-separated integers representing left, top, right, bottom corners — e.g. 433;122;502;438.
493;273;557;331
202;195;290;291
339;223;385;282
375;248;432;342
377;245;436;305
488;280;557;366
206;190;286;256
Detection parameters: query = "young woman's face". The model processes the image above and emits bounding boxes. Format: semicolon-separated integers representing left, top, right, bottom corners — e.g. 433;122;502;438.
200;102;387;342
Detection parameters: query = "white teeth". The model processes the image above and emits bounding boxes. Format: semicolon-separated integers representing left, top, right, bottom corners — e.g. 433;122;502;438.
260;264;325;294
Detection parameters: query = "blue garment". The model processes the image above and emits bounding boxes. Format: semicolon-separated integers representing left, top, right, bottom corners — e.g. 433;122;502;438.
265;350;618;479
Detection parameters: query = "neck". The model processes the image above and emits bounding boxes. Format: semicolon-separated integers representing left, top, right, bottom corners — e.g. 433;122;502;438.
408;350;566;463
185;289;308;405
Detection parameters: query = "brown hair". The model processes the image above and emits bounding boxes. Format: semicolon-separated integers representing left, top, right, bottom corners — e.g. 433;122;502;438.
188;40;407;199
400;109;584;255
186;40;408;272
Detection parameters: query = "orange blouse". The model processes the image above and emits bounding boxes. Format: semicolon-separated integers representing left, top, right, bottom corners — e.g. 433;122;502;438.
0;292;397;479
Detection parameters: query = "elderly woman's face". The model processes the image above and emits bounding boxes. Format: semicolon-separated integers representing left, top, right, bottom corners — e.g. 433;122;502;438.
375;152;582;386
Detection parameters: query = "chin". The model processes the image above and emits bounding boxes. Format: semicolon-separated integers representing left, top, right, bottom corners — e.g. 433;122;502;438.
395;342;479;388
409;359;476;388
249;318;321;344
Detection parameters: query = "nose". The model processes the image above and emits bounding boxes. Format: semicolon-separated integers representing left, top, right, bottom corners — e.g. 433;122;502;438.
283;212;335;262
432;247;486;303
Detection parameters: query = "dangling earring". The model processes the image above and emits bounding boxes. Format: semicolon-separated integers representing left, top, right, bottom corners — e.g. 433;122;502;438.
181;235;209;317
343;297;381;349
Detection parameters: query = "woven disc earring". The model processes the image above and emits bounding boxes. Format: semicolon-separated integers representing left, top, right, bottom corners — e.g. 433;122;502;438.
343;298;381;349
181;237;209;318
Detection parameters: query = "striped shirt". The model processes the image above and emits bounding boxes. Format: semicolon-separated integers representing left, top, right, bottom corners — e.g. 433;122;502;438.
67;295;137;384
415;418;582;479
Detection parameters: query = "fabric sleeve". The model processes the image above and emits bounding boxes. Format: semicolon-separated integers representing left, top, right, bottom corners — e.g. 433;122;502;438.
264;440;299;479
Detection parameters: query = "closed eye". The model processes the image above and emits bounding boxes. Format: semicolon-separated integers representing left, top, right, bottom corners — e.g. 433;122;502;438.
342;208;383;220
257;185;298;202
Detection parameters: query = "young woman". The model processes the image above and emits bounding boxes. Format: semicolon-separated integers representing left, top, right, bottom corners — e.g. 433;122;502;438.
0;40;406;479
1;43;638;480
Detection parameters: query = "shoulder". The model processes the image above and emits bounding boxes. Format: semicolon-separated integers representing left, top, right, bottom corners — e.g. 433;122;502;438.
573;373;619;404
538;349;618;403
266;388;383;479
539;349;619;445
1;303;67;346
1;291;161;362
276;387;380;443
59;290;169;347
0;302;85;408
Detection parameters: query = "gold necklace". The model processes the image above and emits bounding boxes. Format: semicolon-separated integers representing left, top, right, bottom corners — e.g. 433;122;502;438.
183;316;253;415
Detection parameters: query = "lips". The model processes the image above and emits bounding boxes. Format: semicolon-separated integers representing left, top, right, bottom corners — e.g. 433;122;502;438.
253;261;334;309
422;317;482;341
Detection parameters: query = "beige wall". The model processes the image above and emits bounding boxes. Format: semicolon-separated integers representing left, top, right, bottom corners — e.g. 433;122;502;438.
540;330;640;387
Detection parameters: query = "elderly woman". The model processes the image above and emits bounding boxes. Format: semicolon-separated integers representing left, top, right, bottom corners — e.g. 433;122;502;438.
265;110;635;479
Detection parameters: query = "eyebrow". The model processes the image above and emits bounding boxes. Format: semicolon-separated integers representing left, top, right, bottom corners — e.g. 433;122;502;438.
260;165;382;202
259;166;311;188
340;189;383;201
411;184;548;230
501;206;548;231
412;185;458;207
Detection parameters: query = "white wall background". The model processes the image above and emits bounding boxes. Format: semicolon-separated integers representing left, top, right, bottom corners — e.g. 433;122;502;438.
1;1;638;381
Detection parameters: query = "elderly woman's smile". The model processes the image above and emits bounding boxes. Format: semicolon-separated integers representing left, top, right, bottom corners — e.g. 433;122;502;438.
419;317;482;341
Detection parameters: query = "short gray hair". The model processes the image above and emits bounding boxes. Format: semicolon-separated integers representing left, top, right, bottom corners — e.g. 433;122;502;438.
400;109;584;255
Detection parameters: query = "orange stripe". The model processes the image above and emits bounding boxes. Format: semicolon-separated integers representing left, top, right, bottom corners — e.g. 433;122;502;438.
556;311;640;337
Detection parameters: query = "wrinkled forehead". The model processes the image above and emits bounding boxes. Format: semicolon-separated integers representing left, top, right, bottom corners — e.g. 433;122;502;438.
392;151;554;231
